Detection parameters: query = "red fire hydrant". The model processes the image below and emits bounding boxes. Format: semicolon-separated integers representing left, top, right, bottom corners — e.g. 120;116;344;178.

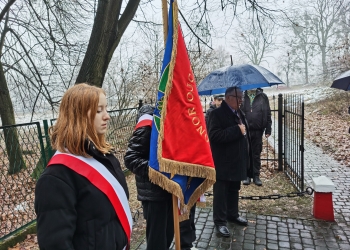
312;176;335;222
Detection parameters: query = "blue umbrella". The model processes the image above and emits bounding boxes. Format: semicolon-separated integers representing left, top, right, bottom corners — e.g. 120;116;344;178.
331;70;350;91
197;64;284;95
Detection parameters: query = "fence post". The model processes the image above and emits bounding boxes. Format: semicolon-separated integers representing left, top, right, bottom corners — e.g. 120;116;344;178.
278;93;283;171
138;99;143;109
43;119;53;160
301;99;305;190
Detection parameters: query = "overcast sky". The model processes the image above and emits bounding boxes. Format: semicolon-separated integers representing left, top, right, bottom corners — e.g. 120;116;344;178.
122;0;295;75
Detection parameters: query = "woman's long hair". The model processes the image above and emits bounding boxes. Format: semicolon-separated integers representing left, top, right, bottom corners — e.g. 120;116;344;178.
50;83;113;156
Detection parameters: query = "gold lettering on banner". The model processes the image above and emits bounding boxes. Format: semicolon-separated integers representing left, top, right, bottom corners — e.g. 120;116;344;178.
185;72;209;143
196;126;205;135
187;92;194;102
188;73;194;83
192;117;200;126
186;82;194;91
188;107;196;116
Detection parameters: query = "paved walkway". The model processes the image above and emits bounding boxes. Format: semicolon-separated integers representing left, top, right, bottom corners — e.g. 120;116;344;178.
134;138;350;249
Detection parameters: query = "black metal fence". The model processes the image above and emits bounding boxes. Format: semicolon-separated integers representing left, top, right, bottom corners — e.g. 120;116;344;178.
261;93;305;192
0;107;138;240
283;94;305;192
0;122;46;240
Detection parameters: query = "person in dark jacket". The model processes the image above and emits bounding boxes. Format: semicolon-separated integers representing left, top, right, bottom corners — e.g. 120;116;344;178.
124;105;197;250
205;94;224;126
35;83;131;250
207;87;253;238
241;88;272;186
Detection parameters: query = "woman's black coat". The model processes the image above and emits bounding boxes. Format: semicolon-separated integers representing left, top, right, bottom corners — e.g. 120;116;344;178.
35;143;129;250
207;100;254;181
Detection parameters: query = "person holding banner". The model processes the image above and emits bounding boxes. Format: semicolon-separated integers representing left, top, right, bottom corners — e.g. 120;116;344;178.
125;104;174;250
35;83;132;250
207;87;253;237
125;104;197;250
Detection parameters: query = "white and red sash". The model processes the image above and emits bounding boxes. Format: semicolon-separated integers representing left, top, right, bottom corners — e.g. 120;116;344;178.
134;114;153;130
48;151;132;248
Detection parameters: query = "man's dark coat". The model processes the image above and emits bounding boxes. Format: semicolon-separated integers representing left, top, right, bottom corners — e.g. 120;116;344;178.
241;89;272;135
207;100;253;181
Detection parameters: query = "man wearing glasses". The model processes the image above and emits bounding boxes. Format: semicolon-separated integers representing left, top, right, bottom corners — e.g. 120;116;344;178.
207;87;253;238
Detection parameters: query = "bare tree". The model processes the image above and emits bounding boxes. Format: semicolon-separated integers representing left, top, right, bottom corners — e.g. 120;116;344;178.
76;0;288;87
75;0;141;86
277;51;294;87
231;16;276;65
328;5;350;76
307;0;349;79
189;45;230;84
289;11;318;85
0;0;90;173
104;46;146;110
0;0;290;174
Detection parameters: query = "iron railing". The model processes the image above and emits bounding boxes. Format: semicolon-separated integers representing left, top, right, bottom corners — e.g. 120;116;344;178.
283;94;305;192
0;122;46;240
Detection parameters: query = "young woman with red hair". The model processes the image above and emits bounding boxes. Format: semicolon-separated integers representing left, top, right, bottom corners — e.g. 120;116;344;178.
35;83;132;250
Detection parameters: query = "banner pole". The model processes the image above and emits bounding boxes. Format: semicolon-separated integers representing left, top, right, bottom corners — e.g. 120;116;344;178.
161;0;168;46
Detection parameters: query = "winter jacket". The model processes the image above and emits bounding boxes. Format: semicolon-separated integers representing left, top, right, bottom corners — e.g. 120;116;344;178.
241;89;272;135
124;105;171;201
205;104;217;126
35;141;129;250
207;100;254;181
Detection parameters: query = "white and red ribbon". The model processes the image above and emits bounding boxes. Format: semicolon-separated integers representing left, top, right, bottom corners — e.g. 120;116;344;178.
134;114;153;130
48;151;132;247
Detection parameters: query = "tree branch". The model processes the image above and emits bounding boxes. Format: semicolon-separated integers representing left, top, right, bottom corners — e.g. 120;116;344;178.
0;0;16;23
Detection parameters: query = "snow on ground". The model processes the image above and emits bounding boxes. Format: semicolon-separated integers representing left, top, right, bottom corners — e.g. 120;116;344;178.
264;85;349;104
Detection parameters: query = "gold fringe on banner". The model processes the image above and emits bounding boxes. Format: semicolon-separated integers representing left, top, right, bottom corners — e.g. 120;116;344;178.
149;168;211;222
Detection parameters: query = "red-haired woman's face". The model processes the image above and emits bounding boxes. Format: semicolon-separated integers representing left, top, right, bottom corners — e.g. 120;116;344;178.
94;93;110;135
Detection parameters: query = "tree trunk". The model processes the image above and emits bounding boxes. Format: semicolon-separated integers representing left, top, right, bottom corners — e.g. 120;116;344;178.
285;67;290;87
321;46;327;78
76;0;141;87
0;62;26;174
304;56;309;85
